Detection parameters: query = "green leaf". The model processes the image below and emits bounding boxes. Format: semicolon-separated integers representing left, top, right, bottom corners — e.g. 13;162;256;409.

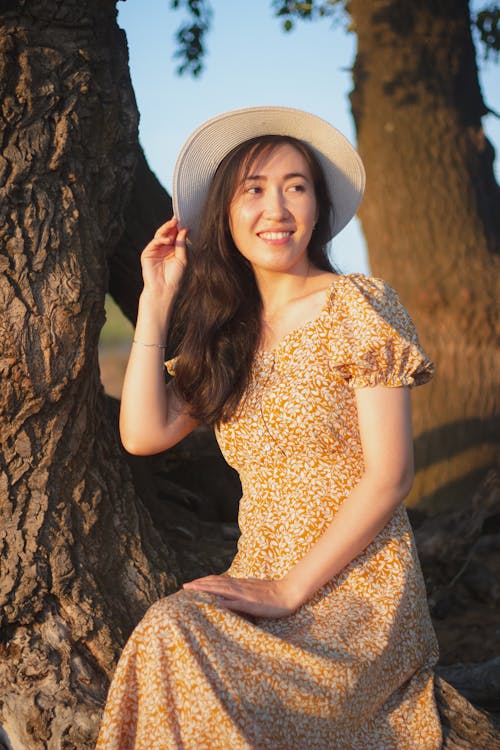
172;0;212;77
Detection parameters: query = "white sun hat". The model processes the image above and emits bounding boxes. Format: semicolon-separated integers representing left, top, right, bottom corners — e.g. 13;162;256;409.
172;105;365;242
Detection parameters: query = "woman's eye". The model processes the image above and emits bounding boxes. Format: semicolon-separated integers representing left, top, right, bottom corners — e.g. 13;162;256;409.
247;186;262;195
289;184;306;192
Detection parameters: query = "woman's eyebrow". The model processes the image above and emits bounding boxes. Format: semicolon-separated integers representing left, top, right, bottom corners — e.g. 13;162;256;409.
243;172;311;182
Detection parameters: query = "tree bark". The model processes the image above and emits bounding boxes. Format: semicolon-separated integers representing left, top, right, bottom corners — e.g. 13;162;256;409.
437;658;500;714
348;0;500;512
436;676;500;749
0;3;179;747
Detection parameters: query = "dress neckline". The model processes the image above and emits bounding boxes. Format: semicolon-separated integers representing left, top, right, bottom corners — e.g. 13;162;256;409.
255;276;339;358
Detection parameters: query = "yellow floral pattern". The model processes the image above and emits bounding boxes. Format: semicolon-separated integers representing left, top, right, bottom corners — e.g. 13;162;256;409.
97;274;442;749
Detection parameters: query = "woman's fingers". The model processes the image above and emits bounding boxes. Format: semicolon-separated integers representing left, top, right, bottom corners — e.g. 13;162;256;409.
154;216;179;238
184;576;248;599
145;220;179;248
174;227;188;267
142;218;178;252
138;220;189;294
183;575;233;597
183;575;295;618
141;220;188;263
184;576;279;605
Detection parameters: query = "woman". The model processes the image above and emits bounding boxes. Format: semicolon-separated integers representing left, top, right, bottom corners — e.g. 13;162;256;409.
97;106;442;749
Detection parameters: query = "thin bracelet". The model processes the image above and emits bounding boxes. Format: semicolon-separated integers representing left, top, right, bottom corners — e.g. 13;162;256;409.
132;339;167;349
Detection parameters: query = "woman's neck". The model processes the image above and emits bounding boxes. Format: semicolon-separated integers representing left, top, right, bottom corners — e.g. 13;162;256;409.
255;267;327;317
255;268;337;351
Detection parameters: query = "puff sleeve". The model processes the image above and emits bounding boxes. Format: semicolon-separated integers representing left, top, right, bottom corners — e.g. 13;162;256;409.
332;274;434;389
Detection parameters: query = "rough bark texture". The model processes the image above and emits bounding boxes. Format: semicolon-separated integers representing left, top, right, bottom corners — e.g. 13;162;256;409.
0;3;180;748
436;676;500;749
348;0;500;512
437;658;500;714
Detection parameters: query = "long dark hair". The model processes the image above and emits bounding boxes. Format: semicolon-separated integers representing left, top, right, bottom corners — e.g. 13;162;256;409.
167;135;335;425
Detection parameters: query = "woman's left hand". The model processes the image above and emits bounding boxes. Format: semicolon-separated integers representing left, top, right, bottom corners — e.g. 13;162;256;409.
183;575;301;618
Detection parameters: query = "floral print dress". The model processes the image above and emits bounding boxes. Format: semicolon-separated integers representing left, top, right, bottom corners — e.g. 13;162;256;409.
96;274;442;750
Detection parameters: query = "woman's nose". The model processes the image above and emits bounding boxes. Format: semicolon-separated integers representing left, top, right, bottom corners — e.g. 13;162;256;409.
263;189;289;219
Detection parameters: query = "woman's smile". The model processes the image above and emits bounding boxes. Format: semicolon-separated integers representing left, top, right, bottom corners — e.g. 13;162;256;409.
257;230;294;243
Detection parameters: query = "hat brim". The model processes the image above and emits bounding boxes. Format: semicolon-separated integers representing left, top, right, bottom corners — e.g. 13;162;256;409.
172;106;365;242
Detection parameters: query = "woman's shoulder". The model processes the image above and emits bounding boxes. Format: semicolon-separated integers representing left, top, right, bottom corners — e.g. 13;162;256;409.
329;272;400;315
329;272;420;338
333;272;393;297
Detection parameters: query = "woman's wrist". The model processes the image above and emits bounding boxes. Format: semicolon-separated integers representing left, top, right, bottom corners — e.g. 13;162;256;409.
138;288;175;328
138;286;176;314
135;290;174;340
278;575;311;612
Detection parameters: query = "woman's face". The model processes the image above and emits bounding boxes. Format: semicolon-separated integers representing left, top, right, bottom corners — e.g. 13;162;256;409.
228;143;318;279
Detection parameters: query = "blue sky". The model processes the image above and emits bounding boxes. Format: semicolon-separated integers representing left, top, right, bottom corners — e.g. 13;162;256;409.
117;0;500;275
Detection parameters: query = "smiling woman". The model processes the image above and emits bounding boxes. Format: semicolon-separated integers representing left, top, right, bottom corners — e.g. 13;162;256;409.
96;106;441;750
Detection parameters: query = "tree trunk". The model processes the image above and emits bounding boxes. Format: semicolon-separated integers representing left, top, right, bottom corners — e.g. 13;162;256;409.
0;3;180;747
348;0;500;513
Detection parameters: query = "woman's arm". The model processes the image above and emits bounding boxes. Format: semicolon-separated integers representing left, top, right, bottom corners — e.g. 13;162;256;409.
281;384;413;606
119;218;199;455
184;385;413;616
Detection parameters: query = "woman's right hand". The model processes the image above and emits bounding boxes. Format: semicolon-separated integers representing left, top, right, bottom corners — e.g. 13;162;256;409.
140;217;188;297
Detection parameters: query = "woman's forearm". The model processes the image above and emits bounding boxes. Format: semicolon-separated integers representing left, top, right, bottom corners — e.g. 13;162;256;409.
183;472;413;619
282;386;414;608
282;469;413;608
119;220;196;455
182;380;414;620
